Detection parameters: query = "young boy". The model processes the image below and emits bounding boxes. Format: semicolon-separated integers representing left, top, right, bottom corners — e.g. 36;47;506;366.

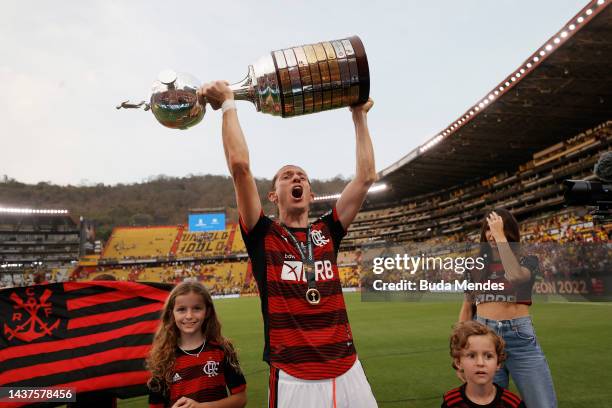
442;321;525;408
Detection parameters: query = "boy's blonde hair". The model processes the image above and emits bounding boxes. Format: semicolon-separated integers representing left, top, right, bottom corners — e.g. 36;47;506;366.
450;321;506;370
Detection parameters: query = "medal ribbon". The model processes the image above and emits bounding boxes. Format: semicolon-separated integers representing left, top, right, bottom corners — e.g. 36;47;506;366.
282;224;317;290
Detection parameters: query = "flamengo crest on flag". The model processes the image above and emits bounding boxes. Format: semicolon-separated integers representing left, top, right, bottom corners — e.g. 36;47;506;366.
0;281;173;403
4;287;60;343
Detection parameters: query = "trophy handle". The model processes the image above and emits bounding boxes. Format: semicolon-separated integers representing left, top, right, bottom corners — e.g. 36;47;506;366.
116;100;151;111
229;65;257;108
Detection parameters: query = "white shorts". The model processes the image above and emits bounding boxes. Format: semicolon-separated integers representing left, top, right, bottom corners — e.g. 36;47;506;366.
268;359;378;408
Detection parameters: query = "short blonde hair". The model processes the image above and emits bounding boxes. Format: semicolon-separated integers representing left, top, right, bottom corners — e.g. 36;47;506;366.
449;321;506;370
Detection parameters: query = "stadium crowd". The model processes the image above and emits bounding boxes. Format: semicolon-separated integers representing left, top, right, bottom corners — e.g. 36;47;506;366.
1;124;610;297
344;121;611;246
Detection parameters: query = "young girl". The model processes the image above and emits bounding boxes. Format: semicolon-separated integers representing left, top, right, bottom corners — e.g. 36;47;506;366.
147;282;247;408
442;321;525;408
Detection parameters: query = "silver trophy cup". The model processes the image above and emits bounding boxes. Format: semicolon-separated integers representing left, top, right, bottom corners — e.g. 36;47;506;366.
117;36;369;129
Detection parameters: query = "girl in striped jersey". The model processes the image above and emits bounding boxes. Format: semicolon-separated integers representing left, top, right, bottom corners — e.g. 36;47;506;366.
146;282;246;408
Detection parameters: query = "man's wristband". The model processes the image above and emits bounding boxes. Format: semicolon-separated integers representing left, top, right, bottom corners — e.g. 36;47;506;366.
222;100;236;113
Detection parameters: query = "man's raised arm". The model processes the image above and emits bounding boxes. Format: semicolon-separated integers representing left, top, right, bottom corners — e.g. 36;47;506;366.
336;98;377;230
198;81;262;231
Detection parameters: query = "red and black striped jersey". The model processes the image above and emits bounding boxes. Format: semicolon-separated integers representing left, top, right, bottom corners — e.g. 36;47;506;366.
148;342;246;408
469;256;539;305
240;207;356;380
441;383;525;408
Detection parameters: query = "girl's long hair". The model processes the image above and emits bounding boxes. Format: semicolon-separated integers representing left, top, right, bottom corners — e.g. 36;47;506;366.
146;281;241;394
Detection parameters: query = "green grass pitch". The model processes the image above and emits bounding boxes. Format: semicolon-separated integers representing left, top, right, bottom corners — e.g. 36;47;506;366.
117;294;612;407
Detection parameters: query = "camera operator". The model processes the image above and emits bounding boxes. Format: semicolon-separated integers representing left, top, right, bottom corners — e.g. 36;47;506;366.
564;151;612;222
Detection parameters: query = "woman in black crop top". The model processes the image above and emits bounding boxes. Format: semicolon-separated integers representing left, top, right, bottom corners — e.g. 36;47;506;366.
458;208;557;408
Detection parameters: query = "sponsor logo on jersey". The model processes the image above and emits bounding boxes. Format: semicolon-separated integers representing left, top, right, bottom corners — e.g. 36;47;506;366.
172;372;182;382
281;261;304;281
281;260;335;282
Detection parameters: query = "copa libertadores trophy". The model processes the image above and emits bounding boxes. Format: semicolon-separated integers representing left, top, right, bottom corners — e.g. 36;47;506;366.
117;36;369;129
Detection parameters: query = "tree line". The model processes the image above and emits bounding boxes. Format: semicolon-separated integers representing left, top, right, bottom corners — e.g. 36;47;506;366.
0;175;348;240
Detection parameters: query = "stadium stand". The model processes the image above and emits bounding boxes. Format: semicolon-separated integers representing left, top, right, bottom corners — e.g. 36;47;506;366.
67;223;251;295
101;225;181;260
176;223;245;259
338;266;360;288
7;143;606;291
0;209;80;287
3;127;608;292
78;260;250;296
341;122;612;247
98;223;245;262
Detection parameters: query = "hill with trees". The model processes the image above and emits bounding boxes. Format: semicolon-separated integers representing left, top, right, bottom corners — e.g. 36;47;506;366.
0;174;348;240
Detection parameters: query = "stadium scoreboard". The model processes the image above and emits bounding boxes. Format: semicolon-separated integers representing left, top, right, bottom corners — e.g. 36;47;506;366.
188;212;226;232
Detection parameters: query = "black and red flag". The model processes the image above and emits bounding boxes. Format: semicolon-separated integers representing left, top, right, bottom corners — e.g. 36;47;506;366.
0;281;173;406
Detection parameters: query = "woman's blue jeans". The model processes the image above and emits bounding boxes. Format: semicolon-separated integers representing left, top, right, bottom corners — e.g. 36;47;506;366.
475;315;557;408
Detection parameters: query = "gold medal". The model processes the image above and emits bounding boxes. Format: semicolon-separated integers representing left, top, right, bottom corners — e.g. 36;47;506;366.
306;288;321;305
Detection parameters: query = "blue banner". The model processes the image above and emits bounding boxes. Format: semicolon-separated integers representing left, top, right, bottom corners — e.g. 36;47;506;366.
188;213;225;232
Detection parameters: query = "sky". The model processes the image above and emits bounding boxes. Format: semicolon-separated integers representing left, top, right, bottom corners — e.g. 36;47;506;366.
0;0;589;186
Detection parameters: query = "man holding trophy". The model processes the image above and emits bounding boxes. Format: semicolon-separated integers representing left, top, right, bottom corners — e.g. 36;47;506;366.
198;77;377;407
119;34;378;406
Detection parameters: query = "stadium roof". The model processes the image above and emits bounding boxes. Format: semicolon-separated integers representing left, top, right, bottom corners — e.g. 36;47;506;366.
377;0;611;202
0;207;69;215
